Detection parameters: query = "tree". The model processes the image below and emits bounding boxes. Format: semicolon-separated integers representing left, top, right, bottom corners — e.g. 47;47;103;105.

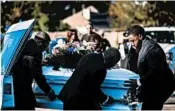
109;1;155;29
147;1;175;26
1;1;110;33
1;1;71;32
58;21;70;31
108;1;175;28
1;1;47;32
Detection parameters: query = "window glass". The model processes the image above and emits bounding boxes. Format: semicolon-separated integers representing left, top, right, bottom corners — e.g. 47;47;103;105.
145;31;175;44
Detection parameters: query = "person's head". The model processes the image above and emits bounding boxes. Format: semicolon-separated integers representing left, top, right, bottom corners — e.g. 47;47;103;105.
52;46;61;56
103;47;121;69
67;29;79;43
34;31;51;52
123;25;146;50
86;23;93;34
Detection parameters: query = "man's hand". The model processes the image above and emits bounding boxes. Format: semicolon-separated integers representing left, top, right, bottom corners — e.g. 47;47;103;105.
101;96;115;106
47;89;56;101
124;79;139;89
136;86;144;102
23;55;34;68
124;79;144;102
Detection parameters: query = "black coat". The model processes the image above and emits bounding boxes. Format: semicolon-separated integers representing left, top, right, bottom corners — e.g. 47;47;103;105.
120;44;139;74
59;53;107;110
12;39;52;109
137;37;175;102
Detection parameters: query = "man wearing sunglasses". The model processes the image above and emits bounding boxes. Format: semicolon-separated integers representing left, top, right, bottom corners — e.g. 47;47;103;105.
12;32;56;110
123;25;175;110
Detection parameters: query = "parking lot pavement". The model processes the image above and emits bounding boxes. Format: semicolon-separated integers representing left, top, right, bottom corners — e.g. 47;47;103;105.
163;104;175;110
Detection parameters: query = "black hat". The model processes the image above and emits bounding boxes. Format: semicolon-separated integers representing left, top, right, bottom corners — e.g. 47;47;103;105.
123;25;145;37
35;31;51;42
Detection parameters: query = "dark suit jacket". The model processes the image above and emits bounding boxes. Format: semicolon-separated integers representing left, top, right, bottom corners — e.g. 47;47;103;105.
59;53;107;109
120;44;139;74
137;37;175;101
12;39;51;109
127;46;139;74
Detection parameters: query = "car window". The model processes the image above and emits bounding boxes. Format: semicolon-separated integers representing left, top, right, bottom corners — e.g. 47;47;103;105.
145;31;175;44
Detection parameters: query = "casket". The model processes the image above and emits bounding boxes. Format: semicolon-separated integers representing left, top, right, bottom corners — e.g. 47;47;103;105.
33;66;142;110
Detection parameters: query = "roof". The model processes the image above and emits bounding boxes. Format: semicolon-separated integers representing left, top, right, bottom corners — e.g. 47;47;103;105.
62;5;99;29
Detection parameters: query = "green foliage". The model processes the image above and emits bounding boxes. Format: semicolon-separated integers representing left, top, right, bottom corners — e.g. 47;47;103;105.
1;1;110;33
2;1;175;33
58;21;70;31
109;1;153;28
31;2;49;31
109;1;175;28
147;1;175;26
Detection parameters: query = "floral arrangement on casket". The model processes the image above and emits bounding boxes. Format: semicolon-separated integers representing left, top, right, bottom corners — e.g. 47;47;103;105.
42;42;95;70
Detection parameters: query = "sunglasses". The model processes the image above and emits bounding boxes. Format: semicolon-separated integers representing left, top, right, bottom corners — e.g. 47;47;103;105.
35;36;49;47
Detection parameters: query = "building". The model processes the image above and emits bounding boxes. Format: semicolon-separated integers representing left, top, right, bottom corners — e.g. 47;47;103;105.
62;5;110;30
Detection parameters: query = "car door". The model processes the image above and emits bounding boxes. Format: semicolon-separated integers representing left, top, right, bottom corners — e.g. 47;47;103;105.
0;19;35;109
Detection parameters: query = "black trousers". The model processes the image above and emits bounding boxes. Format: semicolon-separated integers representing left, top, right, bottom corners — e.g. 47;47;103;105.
142;99;164;110
141;87;174;110
15;105;35;110
63;95;101;110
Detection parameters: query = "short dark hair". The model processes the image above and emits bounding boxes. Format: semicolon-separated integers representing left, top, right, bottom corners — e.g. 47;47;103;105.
123;25;146;39
103;47;121;68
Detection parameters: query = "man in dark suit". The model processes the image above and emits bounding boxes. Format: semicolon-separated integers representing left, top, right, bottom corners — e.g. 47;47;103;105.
123;25;175;110
58;48;121;110
12;32;56;110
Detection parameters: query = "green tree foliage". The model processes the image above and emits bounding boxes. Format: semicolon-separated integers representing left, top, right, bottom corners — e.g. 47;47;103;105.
109;1;175;29
1;1;51;32
148;1;175;26
2;1;174;33
109;1;154;29
58;21;70;31
1;1;109;33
